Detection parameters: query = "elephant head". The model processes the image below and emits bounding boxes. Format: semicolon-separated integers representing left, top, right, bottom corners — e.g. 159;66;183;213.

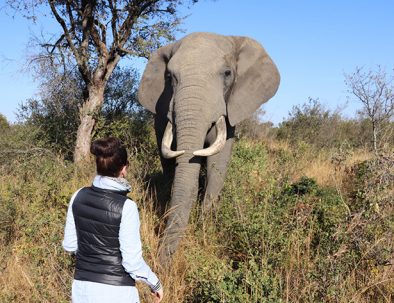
138;32;280;264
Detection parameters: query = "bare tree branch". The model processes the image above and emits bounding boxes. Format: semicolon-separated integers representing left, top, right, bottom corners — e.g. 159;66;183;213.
108;0;118;43
48;0;81;66
66;0;78;42
345;66;394;152
9;0;198;162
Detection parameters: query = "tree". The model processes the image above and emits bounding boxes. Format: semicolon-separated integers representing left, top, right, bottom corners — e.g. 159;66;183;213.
345;66;394;152
0;114;10;131
8;0;198;163
277;98;344;148
236;108;275;140
18;65;142;160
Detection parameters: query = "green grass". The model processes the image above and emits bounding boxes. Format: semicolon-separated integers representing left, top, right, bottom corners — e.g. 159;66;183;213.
0;138;392;302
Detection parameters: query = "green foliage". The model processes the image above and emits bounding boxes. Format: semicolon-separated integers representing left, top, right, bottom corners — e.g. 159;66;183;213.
0;151;85;301
342;156;393;278
276;98;374;149
0;119;50;171
185;140;392;302
0;114;10;130
1;124;392;302
186;252;282;303
18;70;84;159
236;109;276;141
286;176;318;196
18;66;149;160
348;156;393;211
277;98;336;146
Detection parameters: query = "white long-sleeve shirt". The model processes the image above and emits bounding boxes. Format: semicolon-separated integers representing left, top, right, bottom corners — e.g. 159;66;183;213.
62;176;161;303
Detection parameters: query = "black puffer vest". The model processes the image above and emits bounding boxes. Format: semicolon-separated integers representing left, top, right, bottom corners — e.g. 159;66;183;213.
72;185;135;286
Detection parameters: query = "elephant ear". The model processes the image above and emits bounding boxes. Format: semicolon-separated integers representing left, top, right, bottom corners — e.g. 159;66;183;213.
227;37;280;126
138;42;179;114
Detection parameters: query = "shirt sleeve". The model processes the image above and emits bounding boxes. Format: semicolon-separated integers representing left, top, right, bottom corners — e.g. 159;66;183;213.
62;189;82;253
119;199;162;291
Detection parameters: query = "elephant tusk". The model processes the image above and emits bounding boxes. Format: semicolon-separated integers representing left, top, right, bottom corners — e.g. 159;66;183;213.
193;116;227;157
161;121;185;159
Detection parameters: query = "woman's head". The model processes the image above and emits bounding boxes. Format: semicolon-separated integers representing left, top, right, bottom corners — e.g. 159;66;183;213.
90;137;128;177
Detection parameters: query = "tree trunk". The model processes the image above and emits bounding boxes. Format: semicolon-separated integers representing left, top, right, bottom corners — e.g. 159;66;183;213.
74;84;105;164
372;120;378;153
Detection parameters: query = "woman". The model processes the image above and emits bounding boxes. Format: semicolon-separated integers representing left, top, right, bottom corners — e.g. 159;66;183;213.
62;137;163;303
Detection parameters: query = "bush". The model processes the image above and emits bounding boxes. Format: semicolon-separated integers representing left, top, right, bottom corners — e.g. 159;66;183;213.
276;98;375;150
236;109;276;141
185;140;392;302
1;124;392;302
0;152;85;302
0;114;10;130
343;156;393;272
18;66;146;160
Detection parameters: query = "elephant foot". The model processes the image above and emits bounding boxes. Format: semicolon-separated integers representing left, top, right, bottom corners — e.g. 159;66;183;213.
157;228;183;269
202;191;220;212
158;246;173;270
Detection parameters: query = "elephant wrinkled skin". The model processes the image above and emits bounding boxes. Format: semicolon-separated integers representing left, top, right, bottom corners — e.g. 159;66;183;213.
138;32;280;265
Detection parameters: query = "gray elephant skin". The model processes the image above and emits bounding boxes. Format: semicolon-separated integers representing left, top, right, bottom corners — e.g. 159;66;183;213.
138;32;280;264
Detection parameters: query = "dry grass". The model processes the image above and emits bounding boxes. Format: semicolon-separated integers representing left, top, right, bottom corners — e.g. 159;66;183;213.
265;139;373;189
0;143;391;302
107;173;194;303
0;159;196;303
302;149;372;187
0;256;37;301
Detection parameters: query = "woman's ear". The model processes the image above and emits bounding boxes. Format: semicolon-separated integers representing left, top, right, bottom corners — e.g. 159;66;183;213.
227;37;280;126
120;165;127;178
138;41;179;114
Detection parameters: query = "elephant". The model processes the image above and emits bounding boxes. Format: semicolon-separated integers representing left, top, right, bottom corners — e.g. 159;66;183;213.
138;32;280;265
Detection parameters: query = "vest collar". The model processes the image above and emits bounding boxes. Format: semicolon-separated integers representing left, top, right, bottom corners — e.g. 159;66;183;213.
90;184;129;196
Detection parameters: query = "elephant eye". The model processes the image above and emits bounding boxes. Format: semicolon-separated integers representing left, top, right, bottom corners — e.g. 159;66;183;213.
224;70;232;77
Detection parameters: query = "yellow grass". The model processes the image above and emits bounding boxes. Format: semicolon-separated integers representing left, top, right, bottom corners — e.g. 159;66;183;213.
302;149;372;188
0;143;390;302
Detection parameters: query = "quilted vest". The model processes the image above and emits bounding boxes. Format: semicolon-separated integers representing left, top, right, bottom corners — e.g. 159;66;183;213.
72;185;135;286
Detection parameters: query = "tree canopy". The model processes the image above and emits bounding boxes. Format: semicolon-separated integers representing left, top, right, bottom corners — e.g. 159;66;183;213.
7;0;199;162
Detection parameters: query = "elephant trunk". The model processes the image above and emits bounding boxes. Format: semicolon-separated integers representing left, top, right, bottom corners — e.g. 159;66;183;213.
159;81;210;263
159;158;201;262
193;115;227;156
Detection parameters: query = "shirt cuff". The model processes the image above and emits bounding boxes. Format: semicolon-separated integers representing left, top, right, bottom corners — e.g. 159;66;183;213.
150;280;162;292
143;271;162;291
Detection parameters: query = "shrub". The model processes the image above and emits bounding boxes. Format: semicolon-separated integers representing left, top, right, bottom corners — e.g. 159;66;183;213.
17;66;145;160
1;124;392;302
186;139;392;302
0;153;84;302
340;155;394;300
276;98;376;150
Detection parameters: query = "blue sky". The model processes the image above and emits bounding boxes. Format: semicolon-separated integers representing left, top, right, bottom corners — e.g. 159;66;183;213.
1;0;394;124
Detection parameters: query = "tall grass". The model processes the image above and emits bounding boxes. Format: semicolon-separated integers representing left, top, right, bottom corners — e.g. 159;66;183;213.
0;138;392;302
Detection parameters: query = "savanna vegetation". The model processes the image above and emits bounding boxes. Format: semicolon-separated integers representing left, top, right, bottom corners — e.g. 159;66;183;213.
0;73;393;302
1;2;393;300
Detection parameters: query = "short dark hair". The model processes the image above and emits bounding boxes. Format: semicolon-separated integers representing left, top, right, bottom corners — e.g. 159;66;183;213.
90;137;128;177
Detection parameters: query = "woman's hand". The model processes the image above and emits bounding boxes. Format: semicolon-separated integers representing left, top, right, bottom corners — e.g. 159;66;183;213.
152;288;164;303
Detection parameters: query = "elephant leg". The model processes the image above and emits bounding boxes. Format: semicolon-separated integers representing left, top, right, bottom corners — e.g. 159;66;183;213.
203;126;235;210
152;115;175;217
